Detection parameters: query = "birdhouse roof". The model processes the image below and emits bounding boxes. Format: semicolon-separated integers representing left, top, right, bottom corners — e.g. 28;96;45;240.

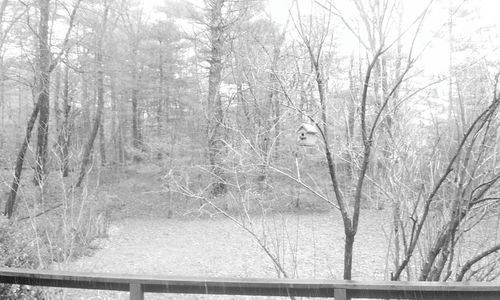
296;123;318;134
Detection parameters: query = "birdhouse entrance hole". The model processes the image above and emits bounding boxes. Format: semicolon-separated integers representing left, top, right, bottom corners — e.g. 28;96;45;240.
296;123;318;147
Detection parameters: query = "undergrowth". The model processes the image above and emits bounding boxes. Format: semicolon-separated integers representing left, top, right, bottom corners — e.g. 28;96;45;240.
0;168;119;299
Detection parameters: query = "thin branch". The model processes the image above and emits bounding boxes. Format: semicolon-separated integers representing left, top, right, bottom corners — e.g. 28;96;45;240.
172;181;292;280
268;165;339;209
392;93;500;280
18;204;62;222
49;0;82;72
457;243;500;281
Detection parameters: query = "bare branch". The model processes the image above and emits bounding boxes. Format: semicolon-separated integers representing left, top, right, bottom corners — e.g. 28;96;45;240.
268;165;339;209
457;244;500;281
49;0;82;72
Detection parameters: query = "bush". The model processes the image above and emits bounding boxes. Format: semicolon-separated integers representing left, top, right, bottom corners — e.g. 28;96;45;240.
0;216;44;299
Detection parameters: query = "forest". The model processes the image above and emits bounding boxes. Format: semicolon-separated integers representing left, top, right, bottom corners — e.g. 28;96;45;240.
0;0;499;298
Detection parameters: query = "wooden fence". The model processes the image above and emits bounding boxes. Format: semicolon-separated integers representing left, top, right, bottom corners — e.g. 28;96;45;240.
0;267;499;299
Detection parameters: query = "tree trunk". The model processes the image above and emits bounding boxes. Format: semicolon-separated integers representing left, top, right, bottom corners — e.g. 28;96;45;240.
157;39;164;136
131;85;141;161
164;83;170;125
345;55;357;180
206;0;226;196
99;113;106;165
118;93;126;164
118;120;125;163
131;38;143;162
110;74;118;163
33;0;51;186
81;71;90;135
76;5;108;187
270;40;283;162
17;75;21;139
344;230;355;280
53;66;61;134
58;62;71;177
4;102;41;218
0;60;5;151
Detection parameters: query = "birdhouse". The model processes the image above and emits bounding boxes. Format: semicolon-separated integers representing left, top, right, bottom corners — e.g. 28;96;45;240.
296;123;318;147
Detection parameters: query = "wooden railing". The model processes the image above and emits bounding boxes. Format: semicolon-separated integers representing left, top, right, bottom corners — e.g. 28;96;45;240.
0;267;499;299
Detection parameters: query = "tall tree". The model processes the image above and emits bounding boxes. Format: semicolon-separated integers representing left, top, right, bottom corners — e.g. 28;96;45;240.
4;0;81;218
32;0;51;186
4;0;80;217
205;0;226;196
120;4;146;161
76;2;109;187
34;0;80;184
287;0;430;279
58;60;72;177
202;0;254;195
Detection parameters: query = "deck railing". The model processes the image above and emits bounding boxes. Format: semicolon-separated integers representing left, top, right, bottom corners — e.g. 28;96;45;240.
0;267;499;299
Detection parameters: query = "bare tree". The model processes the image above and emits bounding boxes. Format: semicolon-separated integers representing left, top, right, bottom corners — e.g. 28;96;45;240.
57;60;72;178
33;0;81;185
280;0;431;279
389;79;500;280
76;3;109;187
205;0;227;196
4;0;80;218
120;4;146;161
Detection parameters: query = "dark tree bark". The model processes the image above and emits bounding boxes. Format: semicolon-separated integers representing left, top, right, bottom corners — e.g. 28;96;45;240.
33;0;51;186
131;84;140;149
76;4;108;187
0;59;5;151
53;66;61;132
99;113;106;165
157;38;164;136
32;0;80;184
4;102;41;218
206;0;226;196
58;62;72;177
131;38;143;161
109;74;121;164
4;0;79;217
81;70;90;133
117;121;125;163
117;92;126;164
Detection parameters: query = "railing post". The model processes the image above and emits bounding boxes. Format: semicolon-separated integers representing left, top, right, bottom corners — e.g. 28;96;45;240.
334;288;347;300
130;283;144;300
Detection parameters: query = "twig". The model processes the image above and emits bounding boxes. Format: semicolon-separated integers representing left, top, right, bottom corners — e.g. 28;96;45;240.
18;204;62;222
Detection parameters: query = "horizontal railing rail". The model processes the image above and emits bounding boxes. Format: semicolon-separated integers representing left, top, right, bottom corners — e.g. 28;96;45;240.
1;267;499;299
